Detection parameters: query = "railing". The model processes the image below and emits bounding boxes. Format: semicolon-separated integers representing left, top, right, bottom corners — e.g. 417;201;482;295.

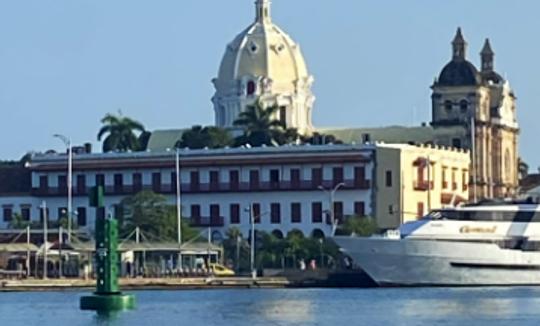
190;216;225;227
31;178;373;196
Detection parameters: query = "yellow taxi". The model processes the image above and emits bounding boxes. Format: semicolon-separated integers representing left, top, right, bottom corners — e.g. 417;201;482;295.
209;263;235;277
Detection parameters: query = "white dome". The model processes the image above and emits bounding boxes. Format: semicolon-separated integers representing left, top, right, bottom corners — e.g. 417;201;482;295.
212;0;315;135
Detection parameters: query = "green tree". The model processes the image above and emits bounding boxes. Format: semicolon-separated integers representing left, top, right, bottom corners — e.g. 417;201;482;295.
176;125;233;149
118;190;197;242
97;112;146;152
8;213;30;229
336;216;378;236
233;101;285;147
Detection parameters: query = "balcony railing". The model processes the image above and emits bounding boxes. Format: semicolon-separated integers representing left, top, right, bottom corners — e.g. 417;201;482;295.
190;216;225;227
413;180;434;191
31;178;373;196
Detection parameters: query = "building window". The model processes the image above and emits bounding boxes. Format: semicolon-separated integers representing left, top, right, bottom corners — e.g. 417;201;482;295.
230;204;240;224
311;168;323;188
3;207;13;222
354;166;366;187
114;174;123;193
249;170;260;190
279;106;286;124
312;202;322;223
450;169;457;190
270;169;280;189
229;170;239;190
58;175;67;191
247;81;256;96
77;207;87;227
190;171;200;191
133;173;143;193
460;100;468;113
417;202;424;219
271;203;281;224
290;169;300;188
385;170;392;187
333;202;344;223
333;167;344;186
76;175;86;194
171;172;178;191
152;172;162;192
210;204;220;218
252;203;261;224
444;100;452;112
354;202;365;217
291;203;301;223
452;138;462;149
95;174;105;188
21;208;30;221
210;171;219;191
442;168;448;189
39;176;48;191
190;205;201;218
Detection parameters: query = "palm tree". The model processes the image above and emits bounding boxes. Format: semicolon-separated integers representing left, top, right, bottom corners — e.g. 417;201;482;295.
233;101;285;147
97;112;146;152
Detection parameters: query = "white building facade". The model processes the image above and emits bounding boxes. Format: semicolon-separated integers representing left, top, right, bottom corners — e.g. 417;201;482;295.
1;145;374;239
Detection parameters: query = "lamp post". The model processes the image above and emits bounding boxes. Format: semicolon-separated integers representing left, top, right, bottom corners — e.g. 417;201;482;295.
318;182;345;236
244;204;267;280
53;134;72;243
175;148;182;269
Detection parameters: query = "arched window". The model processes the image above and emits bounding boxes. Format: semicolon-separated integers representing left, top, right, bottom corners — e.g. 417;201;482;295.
460;100;468;113
247;81;256;96
311;229;325;239
444;100;453;112
271;230;284;239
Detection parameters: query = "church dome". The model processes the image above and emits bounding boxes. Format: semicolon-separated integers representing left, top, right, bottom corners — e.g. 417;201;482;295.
214;0;311;92
437;60;480;86
212;0;315;135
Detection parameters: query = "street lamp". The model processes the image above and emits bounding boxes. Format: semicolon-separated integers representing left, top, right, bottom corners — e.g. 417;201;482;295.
318;182;345;237
244;204;268;280
175;148;182;269
53;134;72;243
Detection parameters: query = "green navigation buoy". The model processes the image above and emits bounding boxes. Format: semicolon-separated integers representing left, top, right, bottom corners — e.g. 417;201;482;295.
80;186;135;312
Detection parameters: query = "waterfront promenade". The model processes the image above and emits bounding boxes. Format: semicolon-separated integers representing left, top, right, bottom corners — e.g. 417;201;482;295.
0;276;291;291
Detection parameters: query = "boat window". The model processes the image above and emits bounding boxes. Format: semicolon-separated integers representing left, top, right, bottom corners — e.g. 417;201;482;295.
433;209;540;222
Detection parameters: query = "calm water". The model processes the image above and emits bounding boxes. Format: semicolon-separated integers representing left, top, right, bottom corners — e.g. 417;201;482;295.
1;287;540;325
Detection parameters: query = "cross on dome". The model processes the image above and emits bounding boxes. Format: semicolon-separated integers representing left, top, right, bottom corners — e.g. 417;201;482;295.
255;0;271;23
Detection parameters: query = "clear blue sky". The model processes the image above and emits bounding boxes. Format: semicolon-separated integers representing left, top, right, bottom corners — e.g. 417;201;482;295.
1;0;539;168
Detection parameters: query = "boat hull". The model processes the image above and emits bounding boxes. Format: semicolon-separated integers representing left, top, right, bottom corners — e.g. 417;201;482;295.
333;236;540;286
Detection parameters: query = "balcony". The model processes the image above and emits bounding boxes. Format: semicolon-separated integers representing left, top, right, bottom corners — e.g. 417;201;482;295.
413;180;434;191
190;216;225;227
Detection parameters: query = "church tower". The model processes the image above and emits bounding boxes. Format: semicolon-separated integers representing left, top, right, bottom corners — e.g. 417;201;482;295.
431;28;519;200
212;0;315;135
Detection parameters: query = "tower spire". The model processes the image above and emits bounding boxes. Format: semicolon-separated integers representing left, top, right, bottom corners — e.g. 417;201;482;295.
480;38;494;71
452;27;467;61
255;0;271;23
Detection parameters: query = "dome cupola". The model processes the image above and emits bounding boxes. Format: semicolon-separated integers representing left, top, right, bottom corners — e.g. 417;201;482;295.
435;28;480;87
212;0;315;135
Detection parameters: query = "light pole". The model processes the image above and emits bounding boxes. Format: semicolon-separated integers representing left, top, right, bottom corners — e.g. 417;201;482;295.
53;134;72;243
318;182;345;236
175;148;182;269
245;204;267;280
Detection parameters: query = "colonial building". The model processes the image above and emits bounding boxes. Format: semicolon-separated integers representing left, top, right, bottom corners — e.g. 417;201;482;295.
431;28;519;199
211;0;315;135
0;144;469;236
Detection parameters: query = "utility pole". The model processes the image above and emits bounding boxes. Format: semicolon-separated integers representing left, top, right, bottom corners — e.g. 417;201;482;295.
318;182;345;236
54;134;73;243
249;204;256;279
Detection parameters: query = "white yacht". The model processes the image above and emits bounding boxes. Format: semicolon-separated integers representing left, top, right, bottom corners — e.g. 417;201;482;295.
334;202;540;286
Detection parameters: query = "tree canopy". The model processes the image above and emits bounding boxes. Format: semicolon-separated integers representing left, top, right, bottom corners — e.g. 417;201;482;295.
233;101;285;147
176;125;233;150
118;190;197;242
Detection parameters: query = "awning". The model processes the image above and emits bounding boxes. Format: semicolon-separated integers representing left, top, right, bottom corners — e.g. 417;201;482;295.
0;243;39;252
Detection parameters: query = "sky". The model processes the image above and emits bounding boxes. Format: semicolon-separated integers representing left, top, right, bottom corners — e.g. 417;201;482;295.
1;0;539;168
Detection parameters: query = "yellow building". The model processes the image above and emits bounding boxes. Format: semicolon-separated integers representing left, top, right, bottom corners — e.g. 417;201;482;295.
374;143;470;229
